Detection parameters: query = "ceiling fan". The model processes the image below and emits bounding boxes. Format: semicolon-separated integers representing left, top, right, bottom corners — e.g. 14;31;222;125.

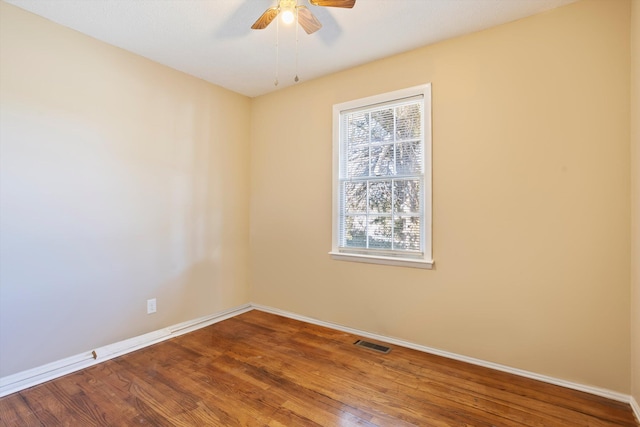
251;0;356;35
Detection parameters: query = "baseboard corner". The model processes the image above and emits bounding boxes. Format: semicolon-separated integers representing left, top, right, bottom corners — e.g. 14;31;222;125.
630;395;640;424
0;303;252;398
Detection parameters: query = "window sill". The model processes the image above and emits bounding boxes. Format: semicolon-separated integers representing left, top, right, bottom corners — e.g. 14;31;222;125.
329;251;434;269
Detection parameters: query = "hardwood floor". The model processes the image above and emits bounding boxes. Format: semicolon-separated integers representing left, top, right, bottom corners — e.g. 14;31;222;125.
0;310;637;426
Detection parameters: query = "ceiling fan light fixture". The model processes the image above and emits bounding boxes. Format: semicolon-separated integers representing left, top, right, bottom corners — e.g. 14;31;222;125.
279;0;296;25
250;0;356;86
251;0;354;33
281;9;295;25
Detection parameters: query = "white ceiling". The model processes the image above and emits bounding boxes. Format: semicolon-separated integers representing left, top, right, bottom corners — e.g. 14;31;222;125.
5;0;577;97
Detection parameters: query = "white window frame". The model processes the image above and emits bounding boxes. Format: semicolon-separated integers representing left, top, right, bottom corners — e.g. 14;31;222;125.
330;84;433;269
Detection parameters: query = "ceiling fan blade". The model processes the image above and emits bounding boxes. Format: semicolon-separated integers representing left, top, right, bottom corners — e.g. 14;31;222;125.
297;6;322;34
309;0;356;8
251;7;279;30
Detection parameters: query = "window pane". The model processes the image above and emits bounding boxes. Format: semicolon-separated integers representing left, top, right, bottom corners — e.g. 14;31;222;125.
370;108;394;142
396;141;422;175
370;144;394;176
347;147;369;178
395;104;422;141
344;215;367;248
368;216;392;249
347;111;369;146
335;86;430;260
344;182;367;213
394;179;421;213
369;181;391;213
394;216;421;251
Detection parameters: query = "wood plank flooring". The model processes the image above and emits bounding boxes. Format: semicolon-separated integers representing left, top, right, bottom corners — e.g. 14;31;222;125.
0;310;637;426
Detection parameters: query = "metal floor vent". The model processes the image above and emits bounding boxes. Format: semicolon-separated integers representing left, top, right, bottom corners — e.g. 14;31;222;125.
354;339;391;354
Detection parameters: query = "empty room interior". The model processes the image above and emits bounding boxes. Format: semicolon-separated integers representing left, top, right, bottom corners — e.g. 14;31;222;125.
1;0;640;425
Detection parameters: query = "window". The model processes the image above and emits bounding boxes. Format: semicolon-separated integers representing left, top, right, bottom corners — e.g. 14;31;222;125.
330;84;433;269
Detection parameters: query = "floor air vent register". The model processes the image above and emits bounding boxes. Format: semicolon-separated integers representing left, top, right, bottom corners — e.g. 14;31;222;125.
354;339;391;354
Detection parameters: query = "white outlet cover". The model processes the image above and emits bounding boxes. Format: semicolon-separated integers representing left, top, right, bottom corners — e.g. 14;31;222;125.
147;298;156;314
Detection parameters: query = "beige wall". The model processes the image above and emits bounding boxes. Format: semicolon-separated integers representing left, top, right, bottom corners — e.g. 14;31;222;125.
631;0;640;411
1;0;635;400
0;3;251;376
250;0;632;393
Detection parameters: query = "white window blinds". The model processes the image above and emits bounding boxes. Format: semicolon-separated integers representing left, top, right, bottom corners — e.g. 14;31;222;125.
338;95;425;258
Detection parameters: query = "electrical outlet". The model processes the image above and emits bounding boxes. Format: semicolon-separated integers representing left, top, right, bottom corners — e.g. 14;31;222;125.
147;298;157;314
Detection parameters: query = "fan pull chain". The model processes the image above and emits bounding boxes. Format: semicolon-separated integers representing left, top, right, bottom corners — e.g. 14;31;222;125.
294;6;299;83
274;15;279;87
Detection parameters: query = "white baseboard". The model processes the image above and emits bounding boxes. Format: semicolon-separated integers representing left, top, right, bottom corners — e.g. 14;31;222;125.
251;303;633;405
0;303;252;397
2;301;636;415
631;395;640;424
